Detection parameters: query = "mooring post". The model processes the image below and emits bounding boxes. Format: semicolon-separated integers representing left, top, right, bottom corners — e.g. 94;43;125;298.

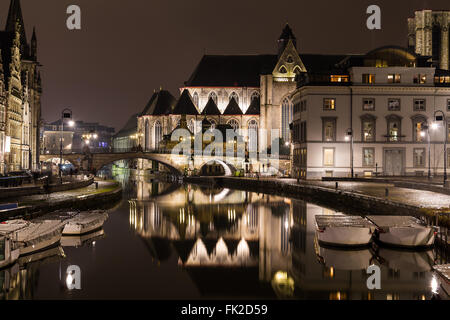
385;188;389;197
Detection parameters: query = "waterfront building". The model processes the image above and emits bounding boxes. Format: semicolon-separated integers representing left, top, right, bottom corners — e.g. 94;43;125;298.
0;0;42;174
136;25;302;154
42;120;115;154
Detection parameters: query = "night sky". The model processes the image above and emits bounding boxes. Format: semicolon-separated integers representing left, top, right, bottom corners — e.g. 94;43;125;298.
1;0;449;131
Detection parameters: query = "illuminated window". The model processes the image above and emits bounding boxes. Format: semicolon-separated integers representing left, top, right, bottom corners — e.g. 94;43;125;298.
227;119;239;130
362;74;375;84
388;74;401;83
330;75;349;82
208;91;218;105
363;148;375;167
412;116;427;142
322;118;336;142
388;98;400;111
192;92;199;107
323;148;334;166
414;74;427;84
323;98;336;111
361;115;376;142
229;92;239;105
363;98;375;111
386;115;402;142
414;99;426;111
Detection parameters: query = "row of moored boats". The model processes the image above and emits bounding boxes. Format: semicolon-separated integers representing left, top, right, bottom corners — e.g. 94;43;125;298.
0;210;108;269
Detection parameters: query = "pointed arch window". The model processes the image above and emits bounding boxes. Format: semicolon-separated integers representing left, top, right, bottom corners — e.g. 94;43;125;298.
188;118;195;133
208;92;218;105
251;92;260;101
145;120;150;151
282;98;293;142
227;119;239;130
293;66;301;75
153;121;162;149
248;119;259;153
193;92;199;108
229;92;239;105
279;66;288;74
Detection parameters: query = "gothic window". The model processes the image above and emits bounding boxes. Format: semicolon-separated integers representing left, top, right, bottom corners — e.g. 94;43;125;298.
286;56;294;63
248;119;258;152
153;121;162;149
279;66;288;74
411;115;427;142
188;119;195;133
145;120;150;151
386;115;402;142
208;92;218;105
193;92;199;108
293;66;301;75
227;119;239;130
360;114;376;142
229;92;239;105
208;118;217;130
251;92;260;101
282;98;293;142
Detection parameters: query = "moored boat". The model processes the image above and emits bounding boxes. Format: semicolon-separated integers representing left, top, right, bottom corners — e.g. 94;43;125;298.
315;215;375;247
433;264;450;297
0;235;20;269
62;210;108;236
0;219;65;256
366;216;436;248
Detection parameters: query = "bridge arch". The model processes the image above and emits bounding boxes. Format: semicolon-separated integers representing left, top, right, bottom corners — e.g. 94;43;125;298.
198;159;236;177
92;152;182;176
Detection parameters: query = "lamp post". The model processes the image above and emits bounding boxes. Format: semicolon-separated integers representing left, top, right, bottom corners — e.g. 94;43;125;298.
345;128;354;178
420;123;431;180
432;110;447;186
60;108;73;179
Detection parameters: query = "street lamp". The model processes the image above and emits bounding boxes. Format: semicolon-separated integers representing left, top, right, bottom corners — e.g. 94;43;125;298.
345;128;354;178
432;111;447;186
60;108;73;178
421;122;432;180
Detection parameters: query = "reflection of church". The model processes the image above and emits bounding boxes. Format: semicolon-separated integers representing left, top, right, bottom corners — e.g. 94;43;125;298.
136;24;302;153
128;180;437;299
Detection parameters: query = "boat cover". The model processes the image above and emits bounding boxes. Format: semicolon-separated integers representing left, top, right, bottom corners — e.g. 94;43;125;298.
366;216;427;228
315;215;374;229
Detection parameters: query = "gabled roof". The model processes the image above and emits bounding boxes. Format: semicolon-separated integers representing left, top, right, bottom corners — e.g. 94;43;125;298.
172;90;199;115
245;98;260;115
141;89;176;116
201;97;221;115
185;55;278;87
115;113;138;138
223;98;243;115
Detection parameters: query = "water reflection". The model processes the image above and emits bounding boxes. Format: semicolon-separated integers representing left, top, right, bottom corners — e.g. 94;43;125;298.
126;176;446;300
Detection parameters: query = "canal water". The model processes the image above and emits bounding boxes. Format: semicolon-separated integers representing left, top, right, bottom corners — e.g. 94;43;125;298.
0;170;447;300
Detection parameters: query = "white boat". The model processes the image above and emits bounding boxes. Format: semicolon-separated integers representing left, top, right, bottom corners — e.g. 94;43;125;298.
376;248;435;272
433;264;450;297
366;216;436;248
315;215;375;247
61;229;105;247
0;220;65;256
0;235;20;269
62;210;108;236
315;241;373;270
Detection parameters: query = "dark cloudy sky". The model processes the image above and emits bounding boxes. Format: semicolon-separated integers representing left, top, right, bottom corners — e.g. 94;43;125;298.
1;0;449;131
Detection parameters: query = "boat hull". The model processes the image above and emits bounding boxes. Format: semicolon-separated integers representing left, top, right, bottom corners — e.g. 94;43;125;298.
377;227;436;248
317;227;372;247
63;222;103;236
19;233;62;256
316;244;373;270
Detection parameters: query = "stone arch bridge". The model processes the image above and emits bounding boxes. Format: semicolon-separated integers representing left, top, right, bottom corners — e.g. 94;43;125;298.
40;152;290;176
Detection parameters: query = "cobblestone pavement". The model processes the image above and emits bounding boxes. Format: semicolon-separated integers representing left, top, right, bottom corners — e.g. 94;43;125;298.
1;180;117;206
272;178;450;209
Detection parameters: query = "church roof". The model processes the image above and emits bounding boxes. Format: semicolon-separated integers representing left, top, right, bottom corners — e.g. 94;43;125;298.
201;97;221;115
172;90;199;115
185;55;278;87
115;113;138;138
141;89;176;116
245;98;260;115
223;98;243;115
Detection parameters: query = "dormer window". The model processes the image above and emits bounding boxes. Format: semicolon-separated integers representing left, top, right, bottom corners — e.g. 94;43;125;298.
414;74;427;84
279;66;288;74
388;74;401;83
362;74;375;84
293;66;301;75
